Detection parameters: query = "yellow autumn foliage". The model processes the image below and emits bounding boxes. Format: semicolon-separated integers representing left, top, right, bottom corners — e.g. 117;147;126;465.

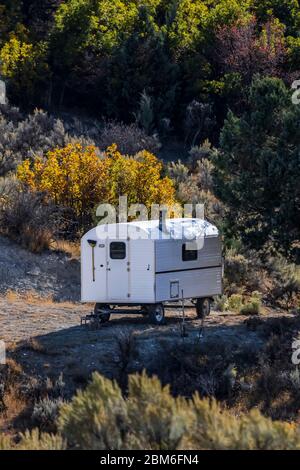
17;143;176;221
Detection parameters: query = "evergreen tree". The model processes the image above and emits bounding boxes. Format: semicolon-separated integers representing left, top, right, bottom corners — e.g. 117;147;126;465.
214;76;300;258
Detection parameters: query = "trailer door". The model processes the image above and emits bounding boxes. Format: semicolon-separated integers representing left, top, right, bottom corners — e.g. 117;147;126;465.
107;240;130;301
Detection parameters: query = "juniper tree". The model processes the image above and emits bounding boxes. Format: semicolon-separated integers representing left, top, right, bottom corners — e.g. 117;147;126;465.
214;76;300;259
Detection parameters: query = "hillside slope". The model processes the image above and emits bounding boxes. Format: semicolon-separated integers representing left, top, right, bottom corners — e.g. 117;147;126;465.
0;236;80;301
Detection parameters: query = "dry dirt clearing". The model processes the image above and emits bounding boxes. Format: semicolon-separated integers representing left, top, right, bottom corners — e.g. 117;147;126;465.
0;236;80;302
0;296;290;397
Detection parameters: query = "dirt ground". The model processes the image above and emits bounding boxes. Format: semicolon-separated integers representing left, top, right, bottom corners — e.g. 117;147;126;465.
0;236;80;302
0;296;291;398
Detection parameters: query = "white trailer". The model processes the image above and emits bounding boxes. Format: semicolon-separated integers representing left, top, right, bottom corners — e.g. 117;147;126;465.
81;216;222;325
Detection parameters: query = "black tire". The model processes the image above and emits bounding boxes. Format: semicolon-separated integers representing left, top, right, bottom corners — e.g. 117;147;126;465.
196;298;211;319
148;303;165;325
94;303;111;323
141;306;149;317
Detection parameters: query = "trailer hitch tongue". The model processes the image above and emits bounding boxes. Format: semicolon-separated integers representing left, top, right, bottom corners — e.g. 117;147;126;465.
87;240;97;282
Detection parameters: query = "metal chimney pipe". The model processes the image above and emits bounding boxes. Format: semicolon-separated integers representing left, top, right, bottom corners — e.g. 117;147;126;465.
159;209;168;233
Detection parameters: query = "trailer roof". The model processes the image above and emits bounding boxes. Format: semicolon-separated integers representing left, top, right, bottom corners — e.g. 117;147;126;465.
130;218;217;237
83;218;218;241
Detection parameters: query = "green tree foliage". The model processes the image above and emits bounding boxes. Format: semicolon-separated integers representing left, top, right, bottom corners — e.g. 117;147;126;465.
167;0;209;55
207;0;252;31
1;0;298;131
0;1;24;47
104;5;178;126
214;76;300;258
252;0;300;35
0;37;49;106
52;0;138;63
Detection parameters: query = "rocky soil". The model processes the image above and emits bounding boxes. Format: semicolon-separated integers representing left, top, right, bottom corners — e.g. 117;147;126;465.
0;236;80;301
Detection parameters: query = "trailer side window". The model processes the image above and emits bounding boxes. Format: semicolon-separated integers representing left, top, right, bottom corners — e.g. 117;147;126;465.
182;243;198;261
110;242;126;260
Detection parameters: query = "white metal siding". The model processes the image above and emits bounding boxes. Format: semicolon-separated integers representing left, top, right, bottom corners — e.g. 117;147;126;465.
155;236;221;273
129;240;155;303
107;240;129;301
81;224;222;305
155;267;222;302
81;237;108;302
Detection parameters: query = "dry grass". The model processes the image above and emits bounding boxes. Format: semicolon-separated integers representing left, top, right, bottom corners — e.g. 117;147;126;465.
23;226;53;254
0;187;60;254
0;387;28;432
6;341;18;353
52;240;80;259
22;338;46;354
5;289;54;304
3;289;79;308
5;290;20;303
0;358;27;434
4;358;23;378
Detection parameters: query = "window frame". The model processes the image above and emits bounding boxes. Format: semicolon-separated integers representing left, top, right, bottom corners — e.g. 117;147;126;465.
110;242;126;260
182;243;198;262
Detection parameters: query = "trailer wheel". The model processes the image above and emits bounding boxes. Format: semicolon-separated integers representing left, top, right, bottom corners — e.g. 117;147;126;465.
141;306;149;317
196;298;211;319
148;303;165;325
94;303;111;323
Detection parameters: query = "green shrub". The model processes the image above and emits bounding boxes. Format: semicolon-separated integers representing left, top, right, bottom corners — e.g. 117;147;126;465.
214;295;229;312
240;292;262;315
125;373;188;450
240;301;260;316
225;252;248;286
98;121;160;155
32;397;65;432
57;372;300;450
188;140;219;171
0;179;64;253
268;257;300;309
61;372;300;449
1;429;66;450
190;398;300;450
166;160;189;185
58;373;127;450
135;90;155;135
224;249;263;294
17;430;66;450
0;434;11;450
228;294;243;312
0;108;90;176
2;372;300;449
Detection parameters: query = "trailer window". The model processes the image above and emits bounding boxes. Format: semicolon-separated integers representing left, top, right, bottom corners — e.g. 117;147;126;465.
110;242;126;260
182;243;198;261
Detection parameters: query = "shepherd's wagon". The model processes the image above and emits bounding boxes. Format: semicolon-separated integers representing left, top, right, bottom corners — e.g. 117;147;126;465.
81;215;222;325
